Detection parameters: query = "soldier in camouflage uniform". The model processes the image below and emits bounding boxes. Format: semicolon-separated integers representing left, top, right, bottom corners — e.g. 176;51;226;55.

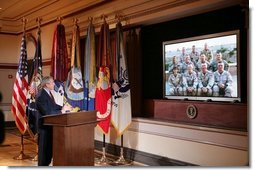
189;45;199;64
209;52;229;72
182;64;198;96
201;43;213;62
181;55;194;74
196;53;210;72
168;56;182;74
168;67;183;95
213;62;233;97
178;47;187;63
197;63;214;96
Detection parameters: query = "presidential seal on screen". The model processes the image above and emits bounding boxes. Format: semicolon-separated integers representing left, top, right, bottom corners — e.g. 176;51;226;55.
186;104;197;119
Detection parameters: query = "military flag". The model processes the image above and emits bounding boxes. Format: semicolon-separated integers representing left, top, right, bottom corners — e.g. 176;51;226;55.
50;23;69;106
84;20;96;111
65;21;84;110
111;21;132;136
27;29;43;135
95;20;112;134
50;23;69;82
11;32;29;135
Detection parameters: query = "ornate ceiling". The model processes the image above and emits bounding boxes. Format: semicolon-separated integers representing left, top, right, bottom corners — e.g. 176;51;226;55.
0;0;247;34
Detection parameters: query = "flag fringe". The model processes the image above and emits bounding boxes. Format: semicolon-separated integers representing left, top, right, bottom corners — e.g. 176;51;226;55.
111;120;132;137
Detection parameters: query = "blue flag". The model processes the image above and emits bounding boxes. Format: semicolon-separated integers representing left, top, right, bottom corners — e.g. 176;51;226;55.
65;22;84;110
84;21;96;111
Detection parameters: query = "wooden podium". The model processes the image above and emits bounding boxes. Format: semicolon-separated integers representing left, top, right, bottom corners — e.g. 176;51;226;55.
42;110;97;166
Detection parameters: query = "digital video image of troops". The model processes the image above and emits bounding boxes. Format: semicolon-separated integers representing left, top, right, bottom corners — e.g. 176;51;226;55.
189;45;199;65
168;56;182;74
196;53;210;72
168;67;183;95
197;63;214;96
213;62;233;97
181;55;195;74
182;64;198;96
178;47;187;63
164;34;238;98
210;52;229;72
201;43;213;62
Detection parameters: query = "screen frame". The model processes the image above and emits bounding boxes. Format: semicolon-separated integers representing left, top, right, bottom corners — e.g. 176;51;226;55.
162;30;241;102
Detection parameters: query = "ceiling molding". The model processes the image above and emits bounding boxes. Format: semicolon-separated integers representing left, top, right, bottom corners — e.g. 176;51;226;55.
0;0;246;35
0;0;58;21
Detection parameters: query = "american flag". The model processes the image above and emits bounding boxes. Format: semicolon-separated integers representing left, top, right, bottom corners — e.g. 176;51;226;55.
11;33;29;135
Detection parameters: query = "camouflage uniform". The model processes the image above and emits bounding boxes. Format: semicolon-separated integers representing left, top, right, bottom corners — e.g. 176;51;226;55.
197;70;214;96
209;60;229;72
168;73;183;95
182;71;198;96
189;51;199;64
201;49;213;62
178;53;186;63
196;61;210;72
213;70;233;97
181;61;194;74
168;62;182;74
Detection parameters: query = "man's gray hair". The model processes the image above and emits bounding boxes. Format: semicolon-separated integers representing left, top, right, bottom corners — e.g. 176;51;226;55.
40;76;53;88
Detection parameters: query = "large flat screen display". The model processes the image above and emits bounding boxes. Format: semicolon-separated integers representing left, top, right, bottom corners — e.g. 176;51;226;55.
163;30;240;102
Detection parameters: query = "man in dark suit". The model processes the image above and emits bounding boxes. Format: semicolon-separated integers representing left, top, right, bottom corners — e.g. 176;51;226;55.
36;76;72;166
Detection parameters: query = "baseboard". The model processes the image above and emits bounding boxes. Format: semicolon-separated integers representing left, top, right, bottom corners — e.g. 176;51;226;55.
95;140;197;166
5;121;16;128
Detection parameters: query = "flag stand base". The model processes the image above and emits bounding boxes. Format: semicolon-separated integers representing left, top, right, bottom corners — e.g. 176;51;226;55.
30;144;38;161
95;147;109;165
30;154;38;161
13;151;30;160
112;147;132;166
13;134;31;160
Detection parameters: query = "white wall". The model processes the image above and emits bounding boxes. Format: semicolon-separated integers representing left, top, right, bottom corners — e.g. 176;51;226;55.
95;118;248;166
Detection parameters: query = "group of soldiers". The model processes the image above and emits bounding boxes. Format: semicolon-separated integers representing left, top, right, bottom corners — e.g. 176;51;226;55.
167;45;233;97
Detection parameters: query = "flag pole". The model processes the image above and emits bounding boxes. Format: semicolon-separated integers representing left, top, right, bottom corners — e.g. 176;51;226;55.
113;134;132;165
96;134;109;165
36;17;42;33
13;17;31;160
111;16;132;166
28;17;42;162
13;134;30;160
27;127;38;161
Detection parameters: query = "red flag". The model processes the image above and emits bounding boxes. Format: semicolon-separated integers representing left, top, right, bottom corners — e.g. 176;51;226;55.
96;67;111;133
96;21;112;134
11;33;29;135
50;23;69;82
